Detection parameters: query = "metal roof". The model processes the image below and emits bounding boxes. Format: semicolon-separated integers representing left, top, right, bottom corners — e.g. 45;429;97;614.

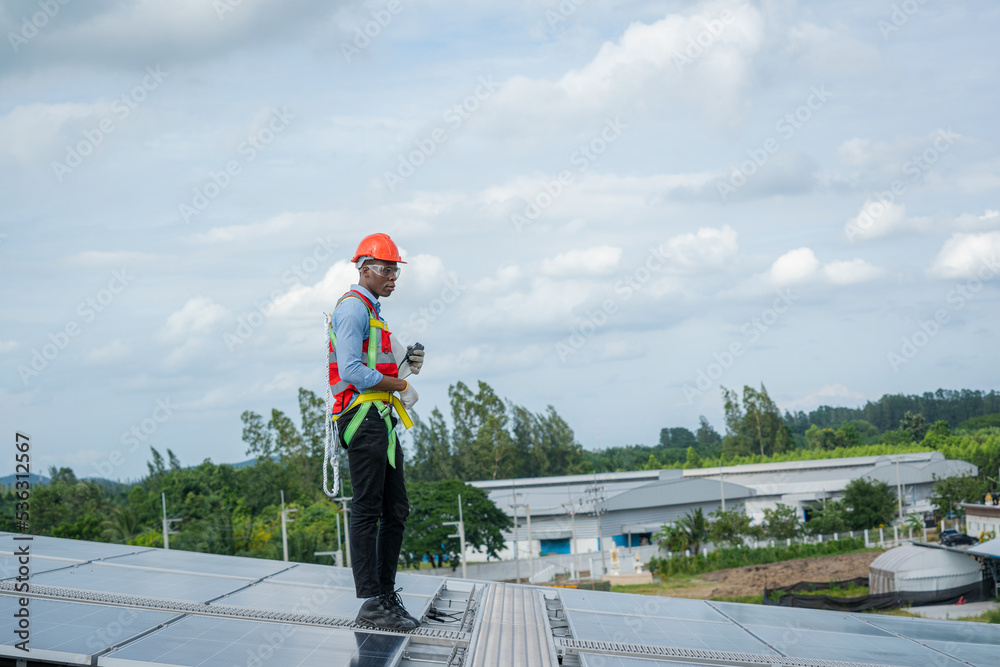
2;533;999;666
603;477;755;512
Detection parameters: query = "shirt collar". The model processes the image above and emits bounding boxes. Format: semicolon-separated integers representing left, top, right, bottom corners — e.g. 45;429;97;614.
350;283;381;315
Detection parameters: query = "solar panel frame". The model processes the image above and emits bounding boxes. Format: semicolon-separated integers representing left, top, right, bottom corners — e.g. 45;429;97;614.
0;596;179;662
102;614;408;667
30;562;255;603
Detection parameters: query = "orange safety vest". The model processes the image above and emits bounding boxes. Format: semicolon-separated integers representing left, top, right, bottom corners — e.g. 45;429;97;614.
328;290;399;415
327;290;412;467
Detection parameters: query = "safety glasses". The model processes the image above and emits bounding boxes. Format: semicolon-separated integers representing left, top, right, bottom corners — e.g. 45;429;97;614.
367;264;401;279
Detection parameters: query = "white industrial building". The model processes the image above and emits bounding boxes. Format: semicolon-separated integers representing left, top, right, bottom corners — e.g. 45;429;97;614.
683;451;977;523
466;451;977;564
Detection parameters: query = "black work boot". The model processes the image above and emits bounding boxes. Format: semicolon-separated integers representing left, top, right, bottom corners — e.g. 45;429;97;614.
385;588;421;627
355;594;417;631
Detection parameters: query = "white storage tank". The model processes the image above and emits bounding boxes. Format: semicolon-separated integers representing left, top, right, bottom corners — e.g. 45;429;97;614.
869;544;981;595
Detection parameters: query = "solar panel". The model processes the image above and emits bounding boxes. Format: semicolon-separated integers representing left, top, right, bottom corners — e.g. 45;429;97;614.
865;614;1000;645
0;596;177;659
107;548;290;579
578;656;712;667
31;562;251;603
216;580;433;620
103;615;406;667
560;588;727;622
711;600;892;636
0;553;83;579
746;625;968;666
564;609;775;655
922;639;1000;667
0;534;149;561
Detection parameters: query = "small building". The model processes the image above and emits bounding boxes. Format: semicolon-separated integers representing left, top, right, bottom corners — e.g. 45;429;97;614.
960;500;1000;541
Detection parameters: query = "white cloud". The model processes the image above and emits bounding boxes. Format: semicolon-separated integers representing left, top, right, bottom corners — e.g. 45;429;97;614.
158;297;230;343
0;340;17;354
844;201;932;242
0;102;107;162
189;213;298;244
85;339;131;364
926;231;1000;279
483;2;765;132
980;209;999;220
822;259;886;285
659;225;738;272
768;247;819;285
539;246;622;277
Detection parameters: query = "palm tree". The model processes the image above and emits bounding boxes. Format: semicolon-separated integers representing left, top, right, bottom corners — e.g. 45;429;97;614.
677;508;709;556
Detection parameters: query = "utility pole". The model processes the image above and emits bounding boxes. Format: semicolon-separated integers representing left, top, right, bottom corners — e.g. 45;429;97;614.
511;480;520;584
161;492;181;550
720;466;726;512
589;477;606;576
444;494;467;580
280;490;297;562
562;497;579;580
526;505;533;583
896;455;904;523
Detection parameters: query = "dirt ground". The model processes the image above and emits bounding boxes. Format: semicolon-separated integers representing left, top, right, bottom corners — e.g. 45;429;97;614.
665;551;882;599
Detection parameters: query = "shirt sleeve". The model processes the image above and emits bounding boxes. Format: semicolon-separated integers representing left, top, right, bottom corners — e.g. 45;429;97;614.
332;297;384;391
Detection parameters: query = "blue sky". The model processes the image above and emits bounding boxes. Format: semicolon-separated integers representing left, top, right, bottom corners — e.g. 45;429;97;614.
2;0;999;481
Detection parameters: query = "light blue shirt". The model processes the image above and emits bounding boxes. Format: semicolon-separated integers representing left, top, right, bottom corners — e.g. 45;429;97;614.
332;283;384;391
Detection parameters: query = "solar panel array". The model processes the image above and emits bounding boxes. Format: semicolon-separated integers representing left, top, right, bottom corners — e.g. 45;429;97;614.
1;534;999;666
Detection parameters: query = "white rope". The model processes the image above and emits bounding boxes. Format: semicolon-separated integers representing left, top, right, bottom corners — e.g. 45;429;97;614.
322;312;340;497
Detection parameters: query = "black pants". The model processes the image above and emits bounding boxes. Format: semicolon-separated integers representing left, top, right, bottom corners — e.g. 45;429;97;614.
341;405;409;599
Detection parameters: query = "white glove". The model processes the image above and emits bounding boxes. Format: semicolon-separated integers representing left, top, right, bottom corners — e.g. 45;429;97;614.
399;381;419;410
406;345;425;374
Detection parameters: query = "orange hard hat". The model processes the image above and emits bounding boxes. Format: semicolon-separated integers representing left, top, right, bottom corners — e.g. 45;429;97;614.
351;233;406;264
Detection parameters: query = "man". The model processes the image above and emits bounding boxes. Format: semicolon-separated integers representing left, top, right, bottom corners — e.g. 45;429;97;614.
328;232;425;631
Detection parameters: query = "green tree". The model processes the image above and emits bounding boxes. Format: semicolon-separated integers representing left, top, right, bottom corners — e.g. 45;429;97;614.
407;408;455;483
899;411;930;442
676;508;709;556
654;523;689;553
683;446;703;469
643;453;662;470
722;385;793;457
696;416;722;456
930;474;991;518
708;506;760;548
450;381;515;481
762;503;801;540
402;480;511;568
806;500;848;535
842;477;897;530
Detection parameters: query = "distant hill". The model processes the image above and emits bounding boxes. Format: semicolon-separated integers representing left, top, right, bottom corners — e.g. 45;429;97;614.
0;472;49;488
